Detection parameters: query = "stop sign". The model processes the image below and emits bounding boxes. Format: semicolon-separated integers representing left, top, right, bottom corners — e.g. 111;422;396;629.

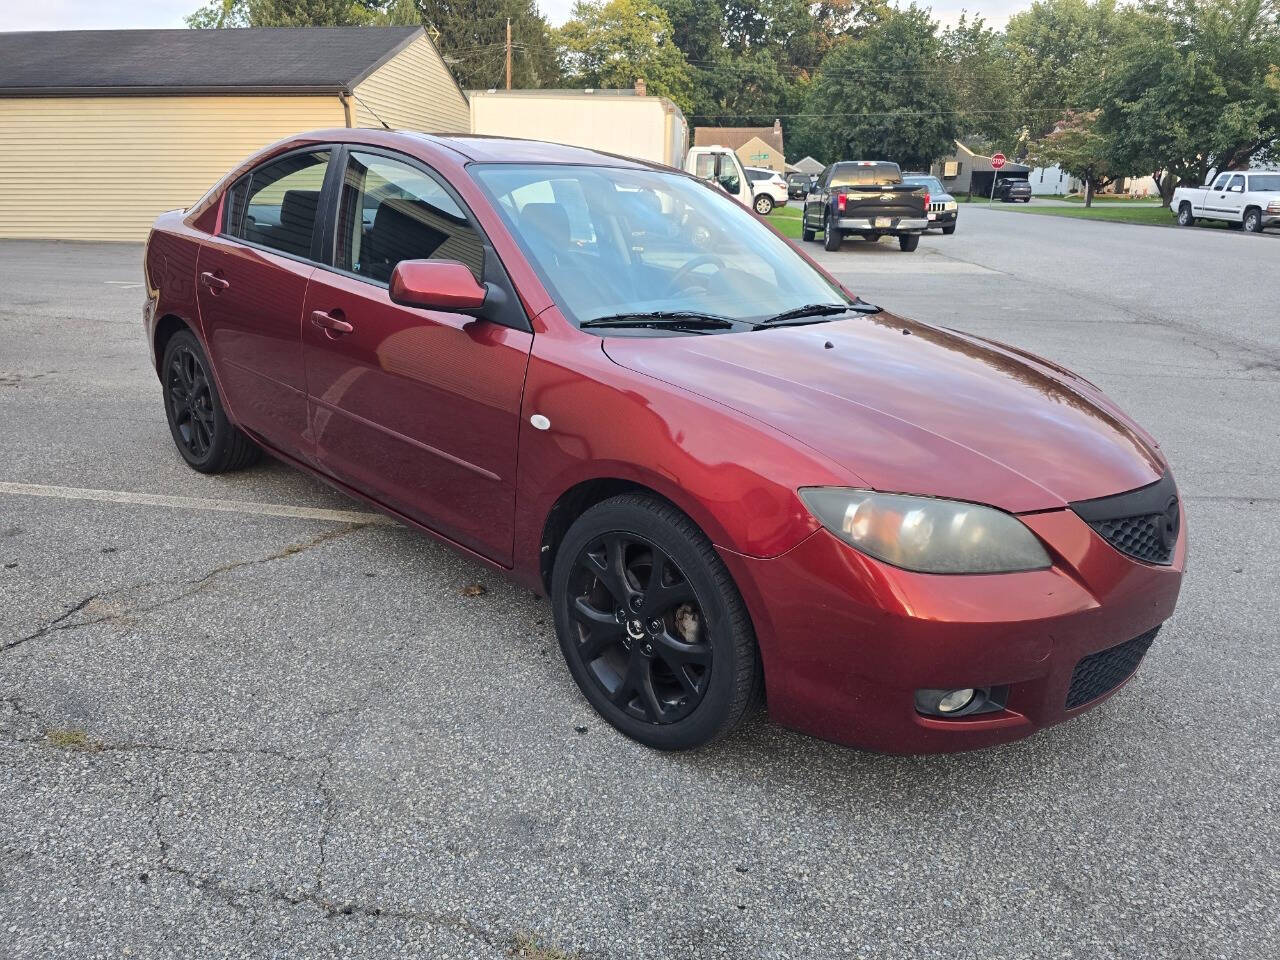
991;153;1007;170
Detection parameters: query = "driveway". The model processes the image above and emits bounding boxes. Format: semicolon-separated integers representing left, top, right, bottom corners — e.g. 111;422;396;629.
1;212;1276;959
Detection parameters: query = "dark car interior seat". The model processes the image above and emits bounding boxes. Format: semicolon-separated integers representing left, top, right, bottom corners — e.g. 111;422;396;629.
518;203;571;267
361;197;449;283
272;189;319;257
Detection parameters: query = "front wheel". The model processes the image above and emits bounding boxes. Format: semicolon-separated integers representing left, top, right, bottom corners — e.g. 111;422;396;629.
802;223;816;242
1177;203;1195;227
899;234;921;252
161;329;260;473
754;194;774;216
1243;208;1263;233
551;495;761;750
942;225;956;235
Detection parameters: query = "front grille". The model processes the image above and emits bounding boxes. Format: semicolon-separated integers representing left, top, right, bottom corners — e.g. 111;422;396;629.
1066;627;1159;709
929;200;946;212
1088;514;1174;564
1071;472;1180;566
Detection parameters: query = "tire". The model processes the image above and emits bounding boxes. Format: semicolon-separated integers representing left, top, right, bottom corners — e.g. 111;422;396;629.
942;225;956;235
802;218;816;242
898;234;921;252
161;329;260;473
1177;203;1195;227
550;494;761;750
823;213;842;251
1243;208;1262;233
754;194;774;216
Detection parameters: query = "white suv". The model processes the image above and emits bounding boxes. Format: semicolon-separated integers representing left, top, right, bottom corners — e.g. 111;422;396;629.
745;167;789;215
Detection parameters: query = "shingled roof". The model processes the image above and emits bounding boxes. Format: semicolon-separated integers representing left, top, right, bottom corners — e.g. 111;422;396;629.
0;27;424;96
693;122;784;156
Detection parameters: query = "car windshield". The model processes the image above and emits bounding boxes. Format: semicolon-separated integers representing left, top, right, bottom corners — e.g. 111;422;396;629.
1250;174;1280;192
470;163;849;327
904;176;943;193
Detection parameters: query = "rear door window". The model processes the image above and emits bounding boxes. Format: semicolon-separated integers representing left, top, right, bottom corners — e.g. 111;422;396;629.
229;150;331;259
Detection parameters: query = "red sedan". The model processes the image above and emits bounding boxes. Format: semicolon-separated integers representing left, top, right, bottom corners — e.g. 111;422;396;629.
144;130;1184;752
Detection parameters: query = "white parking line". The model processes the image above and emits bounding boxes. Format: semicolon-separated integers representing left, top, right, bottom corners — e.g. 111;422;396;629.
0;481;395;525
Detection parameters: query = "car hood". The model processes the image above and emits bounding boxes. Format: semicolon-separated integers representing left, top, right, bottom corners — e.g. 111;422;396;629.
602;313;1166;513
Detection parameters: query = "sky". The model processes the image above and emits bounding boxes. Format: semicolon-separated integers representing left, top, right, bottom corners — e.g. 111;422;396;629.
0;0;1029;31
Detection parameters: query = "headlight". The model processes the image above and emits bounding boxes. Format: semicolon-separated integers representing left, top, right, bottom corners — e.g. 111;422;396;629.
945;200;958;210
798;488;1051;574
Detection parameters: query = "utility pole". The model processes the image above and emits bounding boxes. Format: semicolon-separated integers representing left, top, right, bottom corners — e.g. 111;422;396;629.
505;18;512;90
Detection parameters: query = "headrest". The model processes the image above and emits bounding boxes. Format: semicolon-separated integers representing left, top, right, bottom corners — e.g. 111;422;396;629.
279;189;319;229
519;203;571;252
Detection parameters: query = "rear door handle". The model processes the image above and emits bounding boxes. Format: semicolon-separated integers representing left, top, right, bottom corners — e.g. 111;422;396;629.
310;310;353;335
199;271;229;292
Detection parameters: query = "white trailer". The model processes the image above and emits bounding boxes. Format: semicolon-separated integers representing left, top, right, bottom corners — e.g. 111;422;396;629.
469;87;688;168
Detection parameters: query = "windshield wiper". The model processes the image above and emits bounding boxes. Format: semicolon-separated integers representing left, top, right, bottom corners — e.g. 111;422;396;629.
756;299;882;327
580;311;735;331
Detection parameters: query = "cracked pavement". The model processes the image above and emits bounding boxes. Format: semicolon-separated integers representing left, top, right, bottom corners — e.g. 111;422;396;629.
2;215;1278;959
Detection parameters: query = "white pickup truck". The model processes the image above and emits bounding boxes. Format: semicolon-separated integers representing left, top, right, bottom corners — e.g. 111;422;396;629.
1172;171;1280;233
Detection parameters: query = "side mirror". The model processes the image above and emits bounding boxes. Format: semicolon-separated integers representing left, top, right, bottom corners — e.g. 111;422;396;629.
717;173;741;194
388;260;486;312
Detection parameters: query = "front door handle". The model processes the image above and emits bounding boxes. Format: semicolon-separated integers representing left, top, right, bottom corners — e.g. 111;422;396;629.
310;310;353;335
199;271;229;292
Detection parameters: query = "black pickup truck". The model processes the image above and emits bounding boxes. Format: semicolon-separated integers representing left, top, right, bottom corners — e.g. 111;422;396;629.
801;161;929;252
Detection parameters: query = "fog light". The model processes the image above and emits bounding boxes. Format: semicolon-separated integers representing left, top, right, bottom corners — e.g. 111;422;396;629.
937;688;976;713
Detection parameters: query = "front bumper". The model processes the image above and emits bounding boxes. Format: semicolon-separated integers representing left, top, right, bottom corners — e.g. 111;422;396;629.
838;217;928;233
1262;211;1280;226
718;506;1185;753
928;210;958;225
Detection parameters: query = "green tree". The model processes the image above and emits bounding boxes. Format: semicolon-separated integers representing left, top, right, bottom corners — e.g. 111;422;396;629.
656;0;887;130
186;0;562;90
1030;109;1127;205
795;5;957;168
941;12;1018;146
557;0;694;114
1003;0;1131;139
1098;0;1280;205
412;0;562;89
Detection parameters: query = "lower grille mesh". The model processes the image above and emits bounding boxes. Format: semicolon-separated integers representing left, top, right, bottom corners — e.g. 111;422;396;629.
1066;627;1159;710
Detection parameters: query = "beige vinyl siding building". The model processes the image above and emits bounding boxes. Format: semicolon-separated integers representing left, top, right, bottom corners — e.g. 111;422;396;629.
0;27;469;243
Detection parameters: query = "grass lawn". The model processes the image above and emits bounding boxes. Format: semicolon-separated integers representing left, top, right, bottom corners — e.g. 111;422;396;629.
984;202;1183;227
769;203;804;239
1061;194;1163;204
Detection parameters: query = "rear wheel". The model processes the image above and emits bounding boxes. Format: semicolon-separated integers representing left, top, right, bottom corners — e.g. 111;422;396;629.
1243;208;1263;233
823;212;842;251
754;194;774;216
1177;203;1195;227
899;234;921;252
551;495;761;750
161;329;260;473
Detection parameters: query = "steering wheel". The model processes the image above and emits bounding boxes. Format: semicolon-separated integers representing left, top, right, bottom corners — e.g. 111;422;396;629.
665;254;727;296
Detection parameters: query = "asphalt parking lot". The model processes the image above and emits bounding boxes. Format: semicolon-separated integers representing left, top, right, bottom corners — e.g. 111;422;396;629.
2;206;1277;959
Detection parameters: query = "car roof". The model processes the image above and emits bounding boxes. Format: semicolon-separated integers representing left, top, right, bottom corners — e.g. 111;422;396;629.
273;128;656;170
408;132;652;168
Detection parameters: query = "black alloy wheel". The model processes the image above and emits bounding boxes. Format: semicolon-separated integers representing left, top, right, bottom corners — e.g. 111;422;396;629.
161;329;260;473
567;531;711;725
552;495;760;749
166;344;215;461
